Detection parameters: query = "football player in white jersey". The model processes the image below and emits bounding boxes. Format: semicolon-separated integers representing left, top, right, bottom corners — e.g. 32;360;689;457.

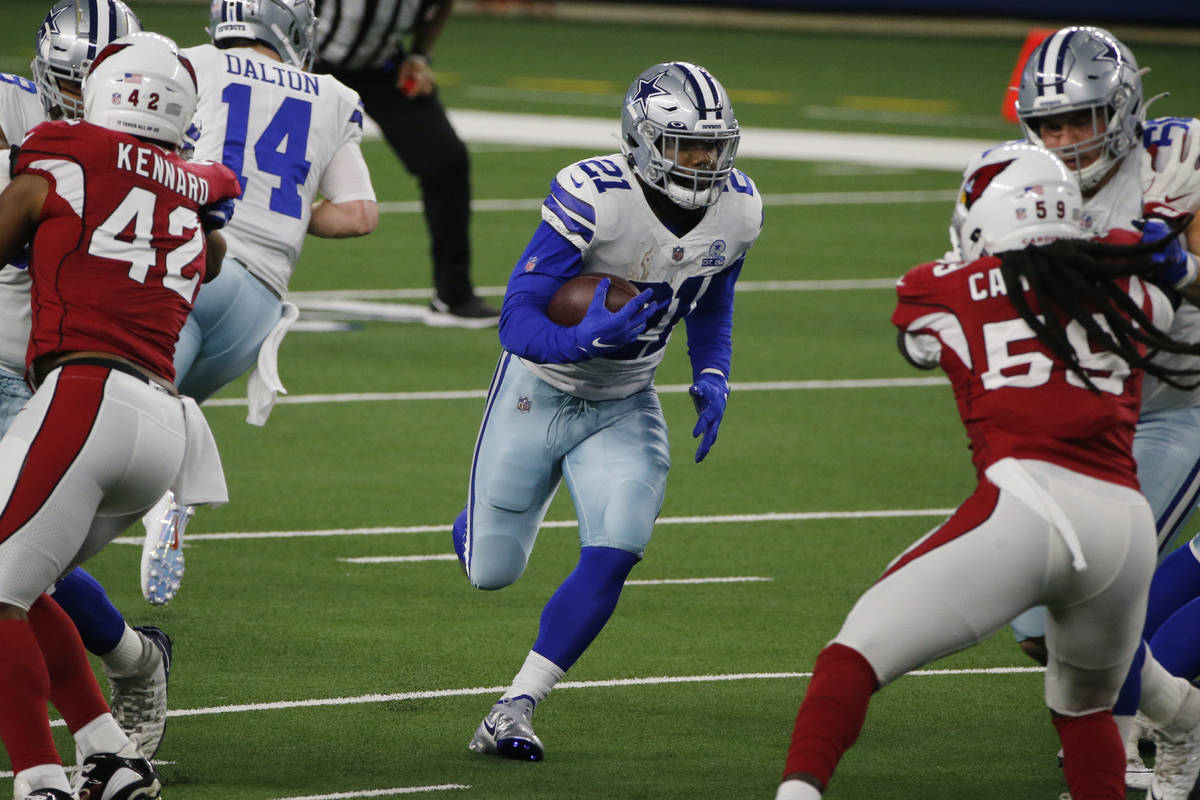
452;61;762;760
0;0;178;763
140;0;379;605
1001;26;1200;798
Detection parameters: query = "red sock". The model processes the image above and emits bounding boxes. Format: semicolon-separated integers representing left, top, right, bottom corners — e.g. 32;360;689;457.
1052;710;1124;800
0;617;60;772
783;643;879;788
29;594;109;733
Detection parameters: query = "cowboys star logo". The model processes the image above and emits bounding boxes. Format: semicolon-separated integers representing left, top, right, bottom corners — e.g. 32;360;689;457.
629;73;671;116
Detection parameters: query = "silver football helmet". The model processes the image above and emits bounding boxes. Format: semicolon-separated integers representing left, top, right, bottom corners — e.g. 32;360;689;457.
949;142;1083;263
209;0;318;69
1016;27;1146;193
84;32;198;148
31;0;142;119
620;61;739;209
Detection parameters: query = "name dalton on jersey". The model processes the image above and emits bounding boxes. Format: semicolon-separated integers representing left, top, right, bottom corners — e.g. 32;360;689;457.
221;53;321;96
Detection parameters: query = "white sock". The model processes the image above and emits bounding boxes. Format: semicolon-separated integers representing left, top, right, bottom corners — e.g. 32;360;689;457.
100;625;148;677
776;779;822;800
1115;713;1135;746
14;764;72;796
1140;649;1197;735
73;713;128;760
501;650;564;706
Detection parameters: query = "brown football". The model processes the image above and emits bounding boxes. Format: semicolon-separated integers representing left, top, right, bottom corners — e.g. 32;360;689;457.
546;272;640;326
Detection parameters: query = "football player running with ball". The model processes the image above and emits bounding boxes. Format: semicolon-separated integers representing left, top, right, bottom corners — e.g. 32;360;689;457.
451;61;762;760
776;143;1200;800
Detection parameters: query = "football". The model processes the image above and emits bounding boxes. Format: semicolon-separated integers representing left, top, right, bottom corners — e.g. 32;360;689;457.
546;272;640;326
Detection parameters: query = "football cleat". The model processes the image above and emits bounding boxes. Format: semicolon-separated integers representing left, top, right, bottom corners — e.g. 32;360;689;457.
73;736;161;800
1126;713;1154;791
140;492;192;605
1149;720;1200;800
21;790;76;800
468;696;544;761
104;626;172;759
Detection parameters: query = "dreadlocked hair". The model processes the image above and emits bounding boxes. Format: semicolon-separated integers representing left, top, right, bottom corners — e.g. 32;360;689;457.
998;217;1200;394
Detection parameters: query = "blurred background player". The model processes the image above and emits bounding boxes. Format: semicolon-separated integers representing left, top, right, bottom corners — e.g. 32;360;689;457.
140;0;379;605
1007;26;1200;797
1;0;175;762
453;61;760;760
0;31;240;800
777;142;1199;800
313;0;500;327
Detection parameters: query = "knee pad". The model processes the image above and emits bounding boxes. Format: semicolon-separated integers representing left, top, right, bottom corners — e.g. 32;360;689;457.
467;532;529;591
580;479;661;556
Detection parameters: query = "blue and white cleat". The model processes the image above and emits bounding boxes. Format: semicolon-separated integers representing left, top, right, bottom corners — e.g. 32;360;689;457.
105;626;172;759
140;492;192;605
468;696;544;761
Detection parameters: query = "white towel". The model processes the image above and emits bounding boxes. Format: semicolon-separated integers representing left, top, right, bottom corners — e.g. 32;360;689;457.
171;396;228;507
245;301;299;426
985;457;1087;571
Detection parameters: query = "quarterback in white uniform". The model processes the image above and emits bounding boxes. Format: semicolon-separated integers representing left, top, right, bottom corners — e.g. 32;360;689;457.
140;0;379;606
998;26;1200;799
453;62;762;761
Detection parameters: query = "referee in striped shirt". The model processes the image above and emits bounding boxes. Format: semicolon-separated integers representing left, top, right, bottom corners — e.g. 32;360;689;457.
313;0;500;327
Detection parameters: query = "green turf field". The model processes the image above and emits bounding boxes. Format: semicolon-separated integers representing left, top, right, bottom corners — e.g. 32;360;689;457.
3;4;1198;798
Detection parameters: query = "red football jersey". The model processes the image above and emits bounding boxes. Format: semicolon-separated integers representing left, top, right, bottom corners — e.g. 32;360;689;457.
892;234;1168;490
15;120;241;382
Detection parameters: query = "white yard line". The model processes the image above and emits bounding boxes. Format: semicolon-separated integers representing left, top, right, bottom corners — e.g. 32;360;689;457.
111;508;954;545
625;576;773;586
44;666;1044;731
199;376;947;410
270;786;471;800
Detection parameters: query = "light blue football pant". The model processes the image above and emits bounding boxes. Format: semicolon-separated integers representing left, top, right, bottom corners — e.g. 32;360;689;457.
0;369;30;438
461;353;671;590
174;256;284;402
1012;404;1200;641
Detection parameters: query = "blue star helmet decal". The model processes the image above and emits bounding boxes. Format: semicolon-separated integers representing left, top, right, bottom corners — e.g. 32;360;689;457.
630;73;671;116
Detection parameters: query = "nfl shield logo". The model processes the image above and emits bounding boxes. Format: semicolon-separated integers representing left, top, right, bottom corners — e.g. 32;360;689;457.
516;396;531;413
672;246;685;262
524;255;538;272
1016;208;1027;220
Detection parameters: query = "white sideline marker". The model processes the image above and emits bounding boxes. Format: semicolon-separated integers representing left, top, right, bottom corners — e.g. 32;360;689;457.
270;785;470;800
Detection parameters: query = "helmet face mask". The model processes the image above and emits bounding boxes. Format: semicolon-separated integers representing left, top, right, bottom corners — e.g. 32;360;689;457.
1016;26;1144;193
83;32;198;149
31;0;141;120
950;142;1084;263
620;62;739;210
209;0;318;69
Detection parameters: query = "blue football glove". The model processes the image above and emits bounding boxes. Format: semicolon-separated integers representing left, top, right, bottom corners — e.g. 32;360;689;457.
689;371;729;463
573;279;660;358
1142;218;1198;290
200;196;236;232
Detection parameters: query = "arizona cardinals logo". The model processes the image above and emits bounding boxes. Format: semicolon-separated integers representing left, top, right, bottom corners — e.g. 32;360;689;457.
961;159;1016;210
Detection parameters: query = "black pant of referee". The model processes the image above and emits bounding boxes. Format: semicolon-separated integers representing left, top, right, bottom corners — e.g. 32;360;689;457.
317;58;497;323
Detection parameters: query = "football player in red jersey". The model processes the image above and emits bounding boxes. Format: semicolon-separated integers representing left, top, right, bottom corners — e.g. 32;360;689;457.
0;32;240;800
776;143;1200;800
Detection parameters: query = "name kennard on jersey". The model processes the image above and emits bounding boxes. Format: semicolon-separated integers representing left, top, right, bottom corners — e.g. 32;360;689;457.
221;51;320;95
117;141;214;204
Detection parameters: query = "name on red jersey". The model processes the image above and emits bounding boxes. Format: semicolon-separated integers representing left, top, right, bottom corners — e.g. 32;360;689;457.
116;141;212;205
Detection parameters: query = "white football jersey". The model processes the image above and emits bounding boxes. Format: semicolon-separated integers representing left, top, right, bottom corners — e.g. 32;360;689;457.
184;44;369;297
1136;117;1200;413
523;154;763;400
0;74;45;376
